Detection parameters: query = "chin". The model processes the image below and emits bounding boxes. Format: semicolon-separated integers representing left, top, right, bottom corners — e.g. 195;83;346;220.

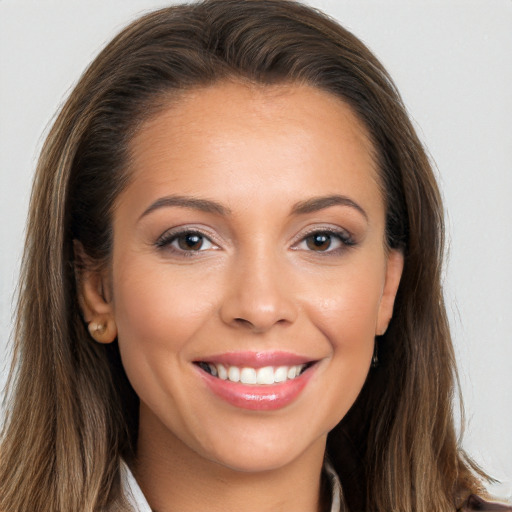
205;442;313;474
192;421;328;474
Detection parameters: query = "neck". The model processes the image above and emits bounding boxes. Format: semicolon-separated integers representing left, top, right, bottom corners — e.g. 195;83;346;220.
133;405;328;512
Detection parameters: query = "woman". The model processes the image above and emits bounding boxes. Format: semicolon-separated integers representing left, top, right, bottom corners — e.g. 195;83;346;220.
0;1;509;511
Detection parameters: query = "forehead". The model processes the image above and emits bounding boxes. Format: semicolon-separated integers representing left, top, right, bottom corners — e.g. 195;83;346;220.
123;81;383;216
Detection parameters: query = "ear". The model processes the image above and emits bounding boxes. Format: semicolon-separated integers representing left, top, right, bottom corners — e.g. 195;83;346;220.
74;240;117;344
376;249;404;336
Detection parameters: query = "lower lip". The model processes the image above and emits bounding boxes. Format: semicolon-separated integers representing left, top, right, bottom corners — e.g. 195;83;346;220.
197;367;314;411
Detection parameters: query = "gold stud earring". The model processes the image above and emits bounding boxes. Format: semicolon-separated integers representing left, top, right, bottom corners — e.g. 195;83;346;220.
88;321;106;338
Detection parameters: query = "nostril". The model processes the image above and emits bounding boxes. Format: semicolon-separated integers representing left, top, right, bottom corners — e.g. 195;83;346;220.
234;317;253;327
220;290;298;332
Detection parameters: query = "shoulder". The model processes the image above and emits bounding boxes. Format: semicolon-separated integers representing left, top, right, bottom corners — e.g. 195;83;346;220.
459;494;512;511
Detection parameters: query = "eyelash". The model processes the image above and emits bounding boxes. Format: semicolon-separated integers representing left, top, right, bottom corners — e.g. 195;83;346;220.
155;227;356;256
155;229;218;257
294;228;356;254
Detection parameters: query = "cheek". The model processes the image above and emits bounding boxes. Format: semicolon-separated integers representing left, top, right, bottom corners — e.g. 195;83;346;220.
303;260;385;349
110;256;227;429
304;267;384;423
111;255;222;370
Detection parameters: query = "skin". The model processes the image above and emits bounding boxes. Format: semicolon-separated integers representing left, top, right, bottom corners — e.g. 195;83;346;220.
80;81;403;512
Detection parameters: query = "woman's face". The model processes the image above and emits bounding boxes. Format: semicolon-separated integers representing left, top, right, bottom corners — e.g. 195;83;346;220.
83;82;403;473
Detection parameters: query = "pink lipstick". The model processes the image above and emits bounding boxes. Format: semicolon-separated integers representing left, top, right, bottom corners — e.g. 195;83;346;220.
194;351;316;410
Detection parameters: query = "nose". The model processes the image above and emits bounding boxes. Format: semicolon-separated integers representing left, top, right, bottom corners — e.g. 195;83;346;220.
219;250;298;333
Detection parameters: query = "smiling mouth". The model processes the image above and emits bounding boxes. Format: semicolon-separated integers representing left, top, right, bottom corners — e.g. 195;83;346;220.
195;362;314;385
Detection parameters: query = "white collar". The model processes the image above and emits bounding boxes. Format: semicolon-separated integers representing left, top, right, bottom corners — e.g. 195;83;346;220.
121;460;152;512
121;459;344;512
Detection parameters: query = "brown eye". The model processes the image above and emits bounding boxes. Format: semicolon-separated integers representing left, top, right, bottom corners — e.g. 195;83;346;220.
177;233;204;251
305;233;333;251
296;229;354;253
156;230;216;253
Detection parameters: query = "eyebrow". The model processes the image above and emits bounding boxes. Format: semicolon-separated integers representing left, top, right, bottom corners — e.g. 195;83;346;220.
291;195;368;220
139;193;367;221
139;195;231;220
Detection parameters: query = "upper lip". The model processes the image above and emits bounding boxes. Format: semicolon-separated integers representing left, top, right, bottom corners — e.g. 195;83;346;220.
194;351;316;368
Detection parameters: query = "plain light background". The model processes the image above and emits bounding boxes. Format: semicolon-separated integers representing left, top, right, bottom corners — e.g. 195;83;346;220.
1;0;511;496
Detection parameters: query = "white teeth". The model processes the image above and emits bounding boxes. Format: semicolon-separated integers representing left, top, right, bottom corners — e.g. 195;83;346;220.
274;366;288;383
240;367;257;384
287;366;297;379
228;366;240;382
202;363;307;385
256;366;275;385
217;363;228;380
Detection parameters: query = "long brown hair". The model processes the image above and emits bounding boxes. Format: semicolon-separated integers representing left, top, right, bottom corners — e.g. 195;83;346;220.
1;1;487;510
